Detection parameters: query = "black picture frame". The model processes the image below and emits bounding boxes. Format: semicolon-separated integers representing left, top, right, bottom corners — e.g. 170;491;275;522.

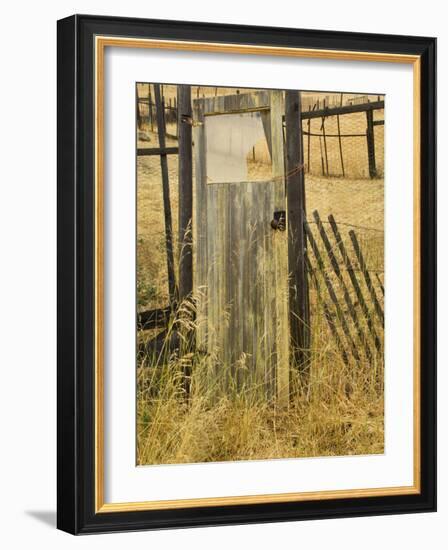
57;14;436;534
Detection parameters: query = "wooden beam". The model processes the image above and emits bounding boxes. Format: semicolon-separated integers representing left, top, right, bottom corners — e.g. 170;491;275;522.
301;100;384;120
137;307;171;330
154;84;177;306
137;147;179;156
306;106;311;172
321;114;329;175
285;90;310;378
366;109;377;178
270;90;289;406
136;86;142;130
319;135;325;176
336;115;345;177
148;84;154;131
177;85;193;302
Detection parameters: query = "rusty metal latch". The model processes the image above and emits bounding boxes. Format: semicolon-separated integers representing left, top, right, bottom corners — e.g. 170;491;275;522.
270;210;286;231
181;114;203;127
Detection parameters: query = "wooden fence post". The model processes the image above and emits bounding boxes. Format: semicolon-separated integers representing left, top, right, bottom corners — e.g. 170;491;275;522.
148;84;154;131
174;96;178;138
337;94;345;177
270;90;289;406
177;85;193;303
136;87;142;130
285;90;310;378
321;115;329;175
366;109;377;178
154;84;177;306
307;106;311;173
319;136;325;176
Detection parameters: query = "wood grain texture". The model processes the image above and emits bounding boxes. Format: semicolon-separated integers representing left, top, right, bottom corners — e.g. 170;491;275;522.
193;100;207;350
269;90;289;406
154;84;177;305
285;90;309;378
366;109;377;178
178;85;193;302
193;91;289;400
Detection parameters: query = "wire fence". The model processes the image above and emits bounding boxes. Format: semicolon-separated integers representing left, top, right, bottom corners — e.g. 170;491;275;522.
302;106;384;179
138;85;384;180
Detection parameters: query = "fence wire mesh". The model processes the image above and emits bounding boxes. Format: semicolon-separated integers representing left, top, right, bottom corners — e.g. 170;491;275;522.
301;94;384;179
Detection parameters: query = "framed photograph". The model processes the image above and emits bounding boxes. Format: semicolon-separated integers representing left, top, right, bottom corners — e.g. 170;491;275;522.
57;14;436;534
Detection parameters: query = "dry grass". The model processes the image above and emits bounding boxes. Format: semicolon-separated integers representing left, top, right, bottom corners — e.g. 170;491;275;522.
137;298;383;465
136;88;384;466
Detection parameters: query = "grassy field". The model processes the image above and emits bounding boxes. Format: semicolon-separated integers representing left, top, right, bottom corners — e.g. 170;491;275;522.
136;87;384;466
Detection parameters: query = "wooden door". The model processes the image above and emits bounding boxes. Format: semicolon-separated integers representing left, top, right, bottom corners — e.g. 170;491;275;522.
193;91;289;404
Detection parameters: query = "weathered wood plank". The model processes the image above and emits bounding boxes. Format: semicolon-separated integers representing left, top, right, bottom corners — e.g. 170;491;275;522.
136;86;142;130
301;100;384;120
336;114;345;177
193;90;289;401
148;84;154;131
193;99;208;351
137;307;171;330
178;85;193;303
154;84;177;306
319;135;325;176
285;90;309;378
203;90;270;115
321;115;329;175
200;98;385;120
366;109;377;178
306;107;311;173
270;90;289;406
137;147;178;156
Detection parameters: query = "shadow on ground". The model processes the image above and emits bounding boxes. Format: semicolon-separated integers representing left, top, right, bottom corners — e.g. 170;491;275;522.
26;510;56;528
